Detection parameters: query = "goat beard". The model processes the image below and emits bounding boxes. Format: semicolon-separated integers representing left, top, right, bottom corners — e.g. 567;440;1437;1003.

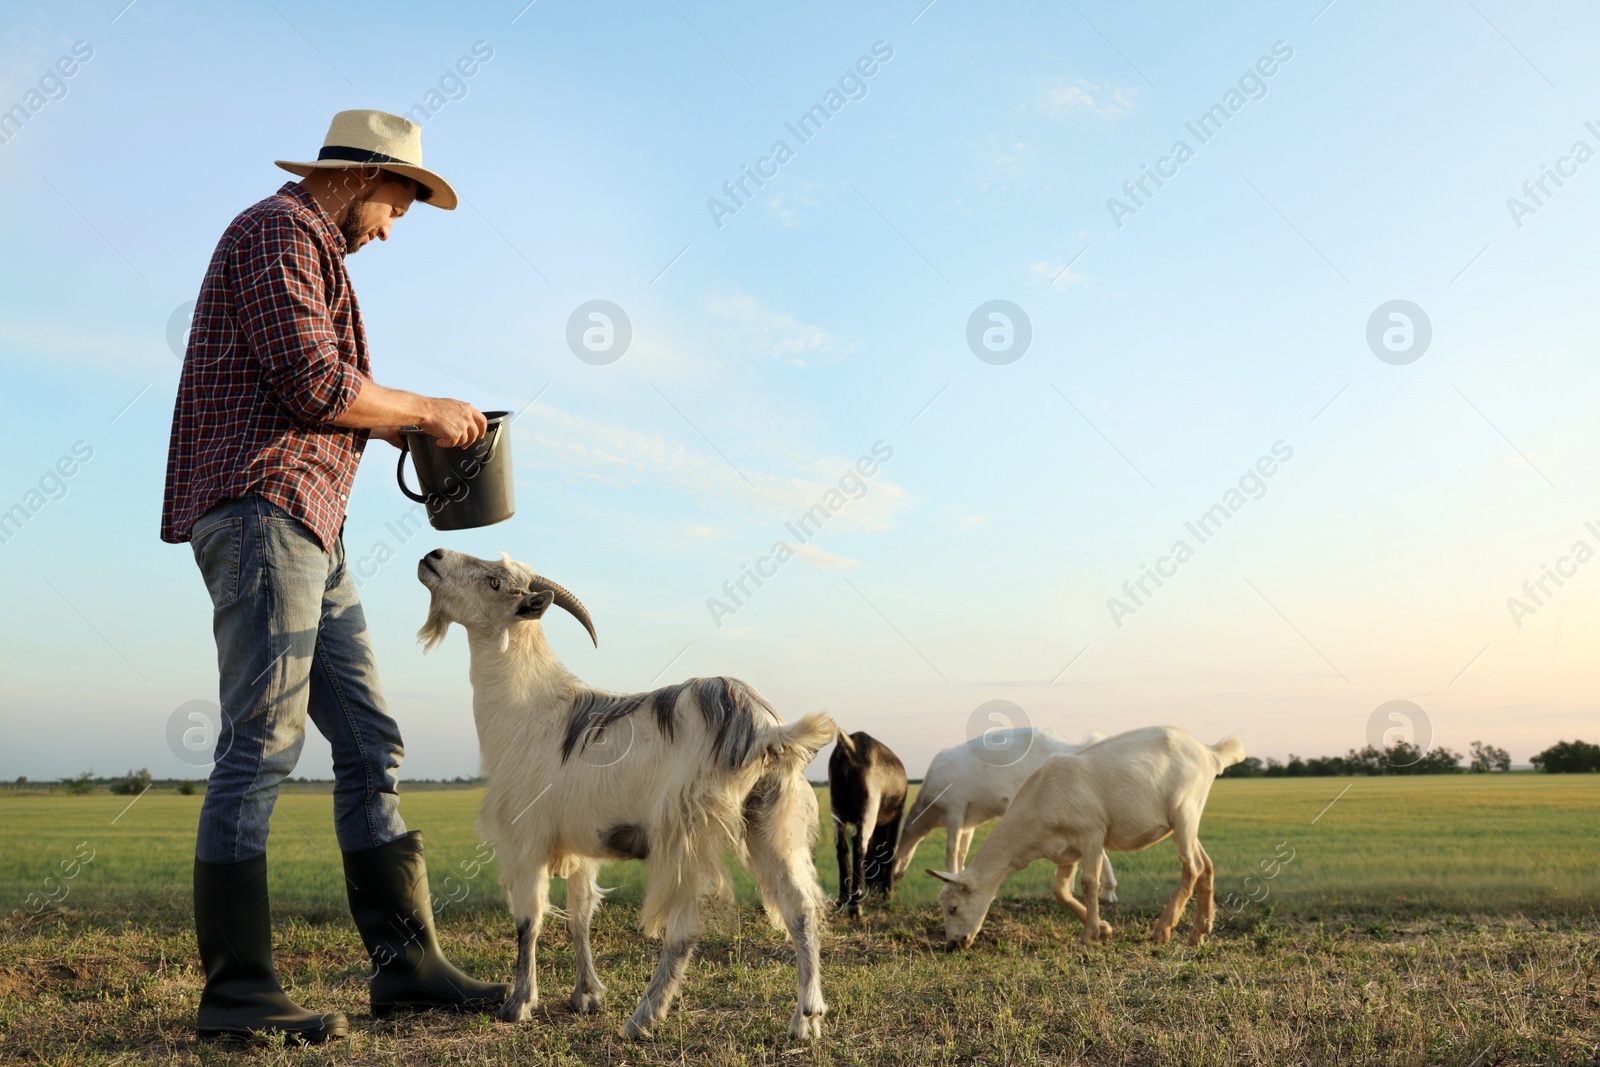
416;597;520;653
417;599;452;652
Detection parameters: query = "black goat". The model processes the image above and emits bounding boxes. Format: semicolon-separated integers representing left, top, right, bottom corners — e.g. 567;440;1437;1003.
827;731;908;917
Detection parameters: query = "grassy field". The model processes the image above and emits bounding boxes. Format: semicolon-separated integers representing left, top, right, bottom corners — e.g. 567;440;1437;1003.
1;776;1597;1064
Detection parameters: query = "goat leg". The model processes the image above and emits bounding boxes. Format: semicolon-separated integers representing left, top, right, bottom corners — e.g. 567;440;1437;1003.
1187;843;1215;947
566;863;607;1013
954;826;977;872
498;917;539;1021
1152;830;1201;944
849;796;879;917
623;936;697;1039
782;885;826;1039
832;814;852;912
498;867;548;1022
1076;844;1113;946
944;814;965;874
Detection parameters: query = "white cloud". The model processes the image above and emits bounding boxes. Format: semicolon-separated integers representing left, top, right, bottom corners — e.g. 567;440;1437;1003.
705;291;847;367
793;543;859;569
765;180;823;227
0;319;163;377
941;503;985;531
1036;77;1139;121
1029;259;1089;290
976;136;1030;186
0;14;63;103
758;176;828;228
516;403;910;534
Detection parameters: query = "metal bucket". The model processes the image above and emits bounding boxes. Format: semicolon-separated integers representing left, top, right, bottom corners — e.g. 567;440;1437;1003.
395;410;515;531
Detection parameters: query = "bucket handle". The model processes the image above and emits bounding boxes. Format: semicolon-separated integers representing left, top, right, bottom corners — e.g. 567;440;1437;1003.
396;441;427;504
394;421;503;505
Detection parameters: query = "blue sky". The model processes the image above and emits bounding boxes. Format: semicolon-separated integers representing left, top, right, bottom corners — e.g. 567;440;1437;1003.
2;0;1598;782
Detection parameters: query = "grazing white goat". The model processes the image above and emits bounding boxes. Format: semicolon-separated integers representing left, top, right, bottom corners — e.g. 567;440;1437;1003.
929;726;1245;950
417;549;835;1040
890;727;1118;903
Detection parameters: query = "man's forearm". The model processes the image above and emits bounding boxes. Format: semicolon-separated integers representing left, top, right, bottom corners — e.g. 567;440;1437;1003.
332;375;487;448
331;375;433;430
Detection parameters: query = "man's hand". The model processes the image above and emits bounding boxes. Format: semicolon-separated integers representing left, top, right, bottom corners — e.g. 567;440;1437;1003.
334;377;487;449
420;398;488;449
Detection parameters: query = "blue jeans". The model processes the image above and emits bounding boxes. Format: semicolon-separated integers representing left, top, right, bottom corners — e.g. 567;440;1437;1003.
191;494;408;864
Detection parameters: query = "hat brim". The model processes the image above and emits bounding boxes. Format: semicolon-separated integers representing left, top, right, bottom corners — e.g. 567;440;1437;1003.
274;159;458;211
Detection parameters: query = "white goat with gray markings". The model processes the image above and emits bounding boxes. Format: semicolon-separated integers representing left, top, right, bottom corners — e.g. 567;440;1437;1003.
931;726;1246;951
890;727;1119;902
417;549;835;1040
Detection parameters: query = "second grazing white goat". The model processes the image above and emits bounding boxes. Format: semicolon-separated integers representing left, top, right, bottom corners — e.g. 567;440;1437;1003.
890;727;1118;903
930;726;1246;950
417;549;835;1040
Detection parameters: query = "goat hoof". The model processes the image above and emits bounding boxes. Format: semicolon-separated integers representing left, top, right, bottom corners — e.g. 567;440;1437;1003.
622;1016;654;1040
1186;931;1209;947
789;1010;824;1040
1098;921;1114;941
496;998;535;1024
571;989;605;1014
1151;928;1173;944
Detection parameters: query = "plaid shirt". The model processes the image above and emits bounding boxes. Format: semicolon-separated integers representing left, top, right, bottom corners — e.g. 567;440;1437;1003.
162;183;369;553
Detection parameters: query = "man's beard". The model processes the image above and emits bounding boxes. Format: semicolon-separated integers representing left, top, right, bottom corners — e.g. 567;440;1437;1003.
339;189;377;253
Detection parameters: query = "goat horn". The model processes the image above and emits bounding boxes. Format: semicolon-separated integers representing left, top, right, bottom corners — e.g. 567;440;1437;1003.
529;573;598;647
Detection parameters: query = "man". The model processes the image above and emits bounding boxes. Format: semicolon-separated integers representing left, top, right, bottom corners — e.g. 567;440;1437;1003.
163;110;505;1043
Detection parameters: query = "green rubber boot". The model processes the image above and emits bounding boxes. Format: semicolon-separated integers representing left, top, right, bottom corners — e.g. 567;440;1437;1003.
194;856;349;1044
343;832;508;1017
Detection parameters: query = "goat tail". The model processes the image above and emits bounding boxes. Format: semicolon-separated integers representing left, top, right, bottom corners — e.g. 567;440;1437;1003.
833;726;857;757
763;712;837;770
739;712;834;934
1210;733;1248;772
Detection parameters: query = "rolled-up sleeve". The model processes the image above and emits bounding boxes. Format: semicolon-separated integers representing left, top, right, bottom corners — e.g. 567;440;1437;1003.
233;214;363;426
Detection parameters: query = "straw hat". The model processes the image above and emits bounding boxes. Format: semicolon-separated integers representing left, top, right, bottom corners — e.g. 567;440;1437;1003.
275;109;458;210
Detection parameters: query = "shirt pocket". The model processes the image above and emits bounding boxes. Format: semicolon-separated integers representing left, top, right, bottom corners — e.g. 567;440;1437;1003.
190;515;244;610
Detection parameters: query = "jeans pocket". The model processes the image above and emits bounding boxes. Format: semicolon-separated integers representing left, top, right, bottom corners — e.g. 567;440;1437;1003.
257;498;321;543
191;515;244;610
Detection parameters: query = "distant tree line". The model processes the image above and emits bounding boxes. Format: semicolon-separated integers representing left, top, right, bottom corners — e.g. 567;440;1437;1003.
12;770;487;795
16;768;179;795
1223;738;1597;777
110;768;151;795
17;742;1600;795
1223;742;1467;778
1530;739;1600;773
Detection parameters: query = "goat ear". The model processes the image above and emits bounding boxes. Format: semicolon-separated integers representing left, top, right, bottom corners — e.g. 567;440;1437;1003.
926;868;961;885
516;590;554;619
